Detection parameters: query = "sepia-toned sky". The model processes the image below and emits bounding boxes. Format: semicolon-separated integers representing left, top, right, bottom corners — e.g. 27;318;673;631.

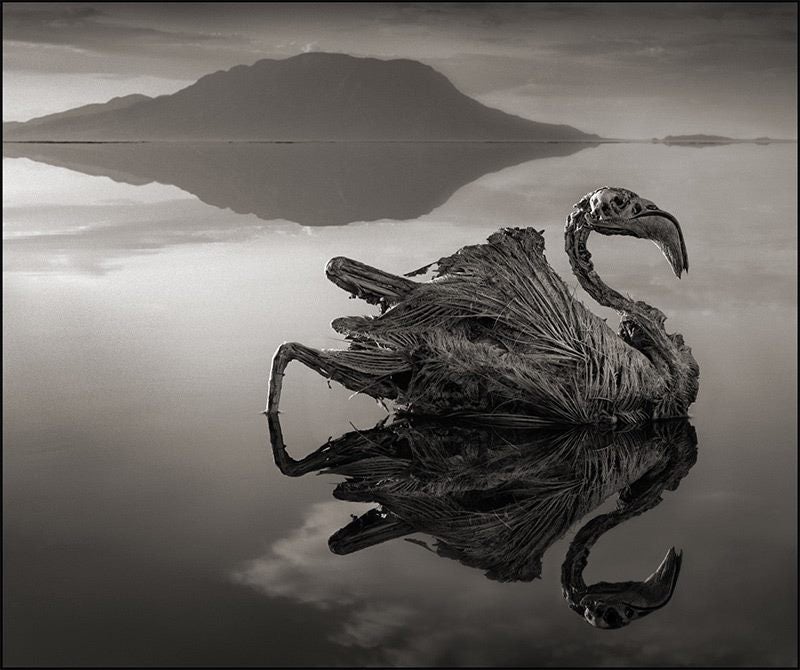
2;2;797;138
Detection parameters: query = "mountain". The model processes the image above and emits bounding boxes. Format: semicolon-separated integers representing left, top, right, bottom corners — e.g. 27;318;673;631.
2;95;152;137
3;141;597;226
2;53;598;142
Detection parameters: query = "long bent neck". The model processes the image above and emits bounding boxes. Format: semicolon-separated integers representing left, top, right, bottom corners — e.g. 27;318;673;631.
562;421;697;598
565;220;640;315
563;212;699;417
561;489;664;597
564;209;670;328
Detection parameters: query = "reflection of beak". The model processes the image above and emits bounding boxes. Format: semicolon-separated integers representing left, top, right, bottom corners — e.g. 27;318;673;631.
641;546;683;608
631;209;689;278
578;546;683;627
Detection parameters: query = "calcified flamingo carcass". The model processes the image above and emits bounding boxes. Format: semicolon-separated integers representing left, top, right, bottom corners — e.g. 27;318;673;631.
267;187;699;425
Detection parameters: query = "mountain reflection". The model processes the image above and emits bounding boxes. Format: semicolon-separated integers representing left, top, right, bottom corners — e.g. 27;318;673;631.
3;141;596;226
268;414;697;628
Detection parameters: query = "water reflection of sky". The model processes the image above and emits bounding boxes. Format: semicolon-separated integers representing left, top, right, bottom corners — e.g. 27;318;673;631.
3;143;797;666
3;144;796;311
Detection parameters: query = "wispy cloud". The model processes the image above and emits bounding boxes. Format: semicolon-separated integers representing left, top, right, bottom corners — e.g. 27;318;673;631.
3;5;224;51
231;497;796;666
2;3;796;139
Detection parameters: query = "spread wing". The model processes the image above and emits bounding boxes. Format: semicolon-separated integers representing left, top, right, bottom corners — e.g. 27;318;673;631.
332;228;666;423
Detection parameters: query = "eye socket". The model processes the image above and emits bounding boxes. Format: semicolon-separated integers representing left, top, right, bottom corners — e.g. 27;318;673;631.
603;609;624;627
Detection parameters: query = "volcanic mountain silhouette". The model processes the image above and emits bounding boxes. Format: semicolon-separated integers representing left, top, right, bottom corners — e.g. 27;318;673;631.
2;53;598;142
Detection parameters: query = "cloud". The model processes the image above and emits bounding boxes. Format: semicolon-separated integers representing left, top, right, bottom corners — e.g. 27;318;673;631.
1;198;274;274
230;500;559;663
3;4;219;48
2;3;265;81
230;495;796;666
2;3;796;136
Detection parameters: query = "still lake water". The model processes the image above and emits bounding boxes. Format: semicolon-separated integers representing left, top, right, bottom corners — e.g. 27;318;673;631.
3;142;797;666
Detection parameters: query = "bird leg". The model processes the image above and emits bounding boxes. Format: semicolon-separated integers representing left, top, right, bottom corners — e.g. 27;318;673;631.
267;341;406;415
326;256;417;311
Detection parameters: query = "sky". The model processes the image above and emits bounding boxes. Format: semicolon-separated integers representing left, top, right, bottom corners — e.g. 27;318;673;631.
2;2;797;138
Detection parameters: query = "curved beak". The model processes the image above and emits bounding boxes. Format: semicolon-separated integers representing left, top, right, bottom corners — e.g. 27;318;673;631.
631;209;689;278
587;203;689;278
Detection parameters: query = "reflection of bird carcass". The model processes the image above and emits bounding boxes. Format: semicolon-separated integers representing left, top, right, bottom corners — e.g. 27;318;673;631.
267;414;698;628
267;187;699;425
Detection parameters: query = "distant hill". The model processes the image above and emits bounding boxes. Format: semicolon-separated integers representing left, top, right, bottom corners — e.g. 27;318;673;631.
660;134;736;143
2;53;598;142
655;134;786;145
3;141;597;226
2;95;152;137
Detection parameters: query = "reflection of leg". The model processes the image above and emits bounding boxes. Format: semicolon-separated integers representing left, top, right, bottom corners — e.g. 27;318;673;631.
265;411;303;476
326;256;416;309
266;411;335;477
266;341;408;414
266;412;393;478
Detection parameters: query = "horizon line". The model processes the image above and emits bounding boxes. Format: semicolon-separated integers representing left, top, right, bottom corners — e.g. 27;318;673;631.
3;138;797;145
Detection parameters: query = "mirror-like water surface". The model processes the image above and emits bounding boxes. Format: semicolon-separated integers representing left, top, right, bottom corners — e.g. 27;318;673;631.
3;142;797;666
